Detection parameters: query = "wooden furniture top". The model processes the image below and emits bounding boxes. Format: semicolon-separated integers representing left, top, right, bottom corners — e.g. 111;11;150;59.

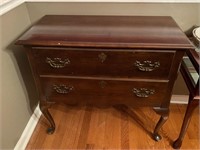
16;15;192;49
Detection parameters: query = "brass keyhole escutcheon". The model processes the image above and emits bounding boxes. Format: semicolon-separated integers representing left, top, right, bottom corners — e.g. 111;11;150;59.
99;81;107;88
98;52;107;63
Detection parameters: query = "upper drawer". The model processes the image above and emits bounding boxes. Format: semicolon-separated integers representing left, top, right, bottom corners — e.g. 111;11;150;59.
30;47;175;79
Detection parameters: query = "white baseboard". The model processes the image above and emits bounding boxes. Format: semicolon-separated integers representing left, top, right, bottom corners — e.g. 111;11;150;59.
171;94;189;104
13;94;189;149
14;104;41;150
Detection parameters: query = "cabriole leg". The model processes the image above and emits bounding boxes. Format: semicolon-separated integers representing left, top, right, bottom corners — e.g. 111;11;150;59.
153;108;169;141
39;100;55;134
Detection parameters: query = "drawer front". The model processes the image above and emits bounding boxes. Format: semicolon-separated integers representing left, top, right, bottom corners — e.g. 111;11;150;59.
32;47;175;79
40;77;168;106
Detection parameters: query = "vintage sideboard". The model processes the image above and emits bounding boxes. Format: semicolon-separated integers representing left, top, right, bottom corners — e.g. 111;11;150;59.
16;15;193;141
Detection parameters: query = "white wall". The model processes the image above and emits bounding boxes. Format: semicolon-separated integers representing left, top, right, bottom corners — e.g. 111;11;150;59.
199;3;200;25
0;12;2;149
27;2;199;31
0;3;34;149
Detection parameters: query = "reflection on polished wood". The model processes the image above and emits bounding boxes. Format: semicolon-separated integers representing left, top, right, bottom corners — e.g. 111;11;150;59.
26;104;199;149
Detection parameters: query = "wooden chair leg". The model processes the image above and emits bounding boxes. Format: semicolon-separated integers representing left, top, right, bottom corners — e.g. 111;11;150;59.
173;95;199;149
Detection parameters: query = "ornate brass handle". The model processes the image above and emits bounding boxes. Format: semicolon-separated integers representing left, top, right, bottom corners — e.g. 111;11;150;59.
98;52;107;63
46;57;70;68
53;84;73;94
134;60;160;72
132;88;155;98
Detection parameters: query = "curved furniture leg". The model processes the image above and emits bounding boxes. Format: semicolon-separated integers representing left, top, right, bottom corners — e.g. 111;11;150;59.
173;96;199;149
39;100;55;134
153;108;169;141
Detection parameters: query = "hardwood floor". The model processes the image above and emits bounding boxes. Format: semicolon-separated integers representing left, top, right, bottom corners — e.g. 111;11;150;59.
26;104;199;149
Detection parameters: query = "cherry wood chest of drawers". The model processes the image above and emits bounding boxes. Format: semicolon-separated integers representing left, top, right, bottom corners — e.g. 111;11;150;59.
16;15;193;141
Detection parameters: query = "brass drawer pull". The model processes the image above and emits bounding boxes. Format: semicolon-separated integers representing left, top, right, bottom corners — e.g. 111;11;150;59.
132;88;155;98
46;57;70;68
53;84;73;94
98;52;107;63
134;60;160;72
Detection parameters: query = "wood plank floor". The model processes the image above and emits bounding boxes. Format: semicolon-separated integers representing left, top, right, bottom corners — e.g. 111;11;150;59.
26;104;199;149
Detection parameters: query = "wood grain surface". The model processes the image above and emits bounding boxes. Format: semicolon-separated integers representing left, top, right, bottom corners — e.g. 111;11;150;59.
26;104;199;149
16;15;193;49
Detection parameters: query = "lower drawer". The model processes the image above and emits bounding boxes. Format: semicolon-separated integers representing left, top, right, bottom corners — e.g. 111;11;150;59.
40;77;169;107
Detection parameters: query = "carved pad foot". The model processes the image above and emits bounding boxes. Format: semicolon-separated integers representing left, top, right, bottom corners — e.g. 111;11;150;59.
173;139;182;149
47;127;55;134
153;133;162;142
